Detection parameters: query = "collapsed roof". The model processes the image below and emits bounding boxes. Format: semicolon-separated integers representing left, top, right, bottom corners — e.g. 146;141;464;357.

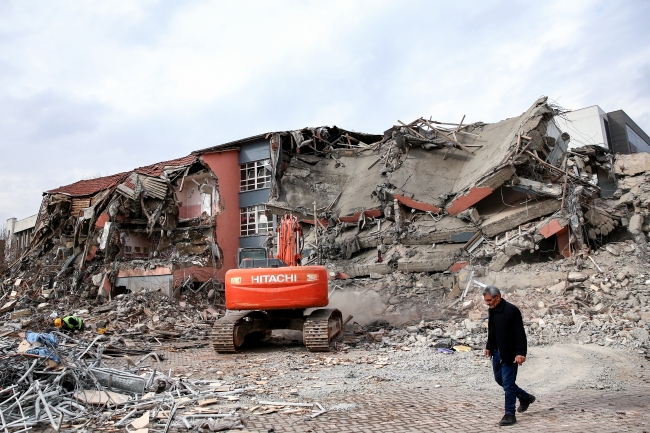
269;97;572;219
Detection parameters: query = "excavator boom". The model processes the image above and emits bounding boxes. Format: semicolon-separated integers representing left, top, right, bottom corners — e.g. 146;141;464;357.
276;213;302;266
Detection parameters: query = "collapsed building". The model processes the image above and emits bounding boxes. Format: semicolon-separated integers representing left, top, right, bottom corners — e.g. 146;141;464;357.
3;96;650;328
265;97;645;275
3;127;387;302
8;154;230;300
3;97;650;432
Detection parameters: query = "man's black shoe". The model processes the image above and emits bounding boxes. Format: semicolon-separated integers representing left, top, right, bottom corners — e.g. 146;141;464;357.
499;414;517;426
517;395;536;413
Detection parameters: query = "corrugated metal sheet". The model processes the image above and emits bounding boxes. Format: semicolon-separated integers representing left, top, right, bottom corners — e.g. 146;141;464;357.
90;189;111;206
140;175;168;199
116;184;134;199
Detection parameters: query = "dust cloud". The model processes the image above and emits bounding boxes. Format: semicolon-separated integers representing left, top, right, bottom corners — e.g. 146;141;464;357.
327;289;418;326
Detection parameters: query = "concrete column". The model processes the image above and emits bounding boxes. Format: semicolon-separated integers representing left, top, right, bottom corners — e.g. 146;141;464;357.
6;218;16;247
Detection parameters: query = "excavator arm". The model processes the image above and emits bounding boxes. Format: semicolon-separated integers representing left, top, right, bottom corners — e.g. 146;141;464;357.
276;213;302;267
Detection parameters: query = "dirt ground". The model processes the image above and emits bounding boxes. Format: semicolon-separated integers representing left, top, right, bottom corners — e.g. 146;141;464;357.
129;337;650;432
517;343;644;393
29;335;650;433
173;338;648;399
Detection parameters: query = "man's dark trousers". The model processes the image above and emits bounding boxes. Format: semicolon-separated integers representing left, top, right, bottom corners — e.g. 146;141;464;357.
492;350;531;415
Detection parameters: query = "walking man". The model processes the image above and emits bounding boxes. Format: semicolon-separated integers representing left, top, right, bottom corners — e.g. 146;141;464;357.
483;285;535;426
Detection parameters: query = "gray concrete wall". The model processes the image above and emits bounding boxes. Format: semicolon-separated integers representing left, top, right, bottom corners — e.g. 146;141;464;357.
239;188;270;207
14;215;37;233
239;138;270;164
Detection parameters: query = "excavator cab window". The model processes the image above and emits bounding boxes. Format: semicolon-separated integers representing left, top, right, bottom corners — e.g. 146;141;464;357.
237;247;287;268
239;258;287;269
238;248;267;261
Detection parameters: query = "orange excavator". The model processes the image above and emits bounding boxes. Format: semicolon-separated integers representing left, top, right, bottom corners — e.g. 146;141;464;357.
211;214;343;352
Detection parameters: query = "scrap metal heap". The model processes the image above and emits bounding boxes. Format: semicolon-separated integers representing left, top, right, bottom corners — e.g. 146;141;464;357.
0;330;257;431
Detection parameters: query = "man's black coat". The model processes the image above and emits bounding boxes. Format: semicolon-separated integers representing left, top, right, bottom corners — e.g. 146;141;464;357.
486;299;527;364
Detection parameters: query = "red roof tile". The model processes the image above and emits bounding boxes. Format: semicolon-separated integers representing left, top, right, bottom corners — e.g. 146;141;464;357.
47;173;126;197
134;155;197;177
46;155;198;197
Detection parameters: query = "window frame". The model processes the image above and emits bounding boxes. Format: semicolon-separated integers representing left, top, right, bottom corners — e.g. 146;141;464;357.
626;124;650;153
240;160;271;192
240;205;271;237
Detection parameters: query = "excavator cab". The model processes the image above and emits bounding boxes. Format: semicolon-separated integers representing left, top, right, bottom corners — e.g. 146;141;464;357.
237;247;287;268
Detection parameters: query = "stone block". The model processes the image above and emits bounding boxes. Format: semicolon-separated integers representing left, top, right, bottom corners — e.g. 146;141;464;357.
629;214;644;234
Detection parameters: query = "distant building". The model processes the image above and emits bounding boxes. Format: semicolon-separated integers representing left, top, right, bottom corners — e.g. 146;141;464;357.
606;110;650;154
553;106;610;151
554;105;650;154
5;214;37;254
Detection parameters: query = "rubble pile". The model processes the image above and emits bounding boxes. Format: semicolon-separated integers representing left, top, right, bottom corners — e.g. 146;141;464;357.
268;98;626;276
1;281;220;347
332;242;650;358
253;97;649;349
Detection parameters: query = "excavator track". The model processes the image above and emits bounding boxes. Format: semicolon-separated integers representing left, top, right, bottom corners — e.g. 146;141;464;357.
212;311;250;353
303;308;343;352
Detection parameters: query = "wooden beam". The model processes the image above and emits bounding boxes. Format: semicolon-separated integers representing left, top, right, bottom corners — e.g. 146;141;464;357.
453;115;466;141
419;118;474;154
397;120;428;140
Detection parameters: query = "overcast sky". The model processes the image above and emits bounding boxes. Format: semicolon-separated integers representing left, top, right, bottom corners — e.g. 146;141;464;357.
1;0;649;226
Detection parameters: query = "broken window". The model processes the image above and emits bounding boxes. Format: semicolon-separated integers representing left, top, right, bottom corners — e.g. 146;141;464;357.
201;192;212;215
121;232;153;257
200;184;214;216
240;205;270;236
240;160;271;191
